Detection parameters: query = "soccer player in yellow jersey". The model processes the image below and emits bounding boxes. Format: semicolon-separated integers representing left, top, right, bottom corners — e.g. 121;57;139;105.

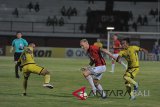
116;38;148;100
18;43;53;96
94;39;103;48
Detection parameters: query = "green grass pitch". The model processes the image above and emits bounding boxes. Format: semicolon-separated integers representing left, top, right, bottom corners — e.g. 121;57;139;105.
0;56;160;107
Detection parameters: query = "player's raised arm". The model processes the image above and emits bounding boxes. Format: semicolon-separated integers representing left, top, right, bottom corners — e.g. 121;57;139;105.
100;48;116;60
140;48;148;54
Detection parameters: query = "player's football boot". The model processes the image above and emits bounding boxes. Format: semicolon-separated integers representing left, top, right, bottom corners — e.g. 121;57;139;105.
97;90;107;99
15;74;20;79
43;83;53;89
22;93;27;96
109;71;114;73
129;95;136;100
101;94;107;99
91;89;97;96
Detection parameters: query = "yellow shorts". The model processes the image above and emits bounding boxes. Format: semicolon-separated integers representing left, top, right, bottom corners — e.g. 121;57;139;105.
22;64;44;76
124;67;139;79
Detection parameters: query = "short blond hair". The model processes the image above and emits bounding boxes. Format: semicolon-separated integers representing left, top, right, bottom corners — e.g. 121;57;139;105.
80;39;88;43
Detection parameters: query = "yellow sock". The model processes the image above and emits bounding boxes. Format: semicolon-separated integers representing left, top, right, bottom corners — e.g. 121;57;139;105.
124;76;137;86
44;74;50;84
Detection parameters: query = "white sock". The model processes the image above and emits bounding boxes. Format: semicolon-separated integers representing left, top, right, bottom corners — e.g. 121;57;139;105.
96;84;106;97
111;63;115;72
86;75;96;92
120;61;127;69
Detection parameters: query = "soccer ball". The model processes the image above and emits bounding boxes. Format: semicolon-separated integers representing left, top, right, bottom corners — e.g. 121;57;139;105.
79;92;88;100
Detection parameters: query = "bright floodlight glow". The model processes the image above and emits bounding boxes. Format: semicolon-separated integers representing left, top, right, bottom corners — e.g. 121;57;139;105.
106;27;115;30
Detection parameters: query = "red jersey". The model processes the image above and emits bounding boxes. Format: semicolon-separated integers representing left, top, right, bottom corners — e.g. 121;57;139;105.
113;39;121;54
87;45;106;67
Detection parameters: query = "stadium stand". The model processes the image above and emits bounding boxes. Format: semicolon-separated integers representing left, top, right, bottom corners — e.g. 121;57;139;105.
0;0;159;33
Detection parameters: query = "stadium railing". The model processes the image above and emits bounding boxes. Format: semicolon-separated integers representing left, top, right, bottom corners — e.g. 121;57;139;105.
0;20;86;34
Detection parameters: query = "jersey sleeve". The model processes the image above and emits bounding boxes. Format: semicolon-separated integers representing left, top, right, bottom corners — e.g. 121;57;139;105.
132;46;140;51
11;40;15;46
22;39;28;46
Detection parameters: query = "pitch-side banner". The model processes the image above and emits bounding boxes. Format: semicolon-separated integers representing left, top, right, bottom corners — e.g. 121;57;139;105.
65;48;88;58
34;47;65;58
5;46;155;60
0;46;5;56
5;46;65;58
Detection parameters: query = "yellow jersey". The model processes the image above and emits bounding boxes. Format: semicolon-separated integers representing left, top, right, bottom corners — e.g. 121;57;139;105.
94;42;103;48
18;46;35;66
119;46;140;68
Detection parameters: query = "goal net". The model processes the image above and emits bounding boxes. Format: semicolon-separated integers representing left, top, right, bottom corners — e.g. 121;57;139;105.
107;31;160;61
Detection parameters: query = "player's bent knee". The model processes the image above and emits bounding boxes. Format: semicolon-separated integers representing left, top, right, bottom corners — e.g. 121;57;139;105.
82;71;90;77
82;72;87;77
40;69;49;76
125;81;128;84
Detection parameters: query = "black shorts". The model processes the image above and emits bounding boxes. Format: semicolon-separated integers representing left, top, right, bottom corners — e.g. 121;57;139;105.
14;52;22;61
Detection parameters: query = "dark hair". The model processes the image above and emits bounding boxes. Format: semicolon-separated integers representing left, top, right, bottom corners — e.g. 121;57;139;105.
29;42;35;45
122;38;130;44
16;31;22;35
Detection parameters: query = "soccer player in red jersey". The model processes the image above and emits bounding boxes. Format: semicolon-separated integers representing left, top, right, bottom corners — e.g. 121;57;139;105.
80;39;115;99
110;35;127;73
